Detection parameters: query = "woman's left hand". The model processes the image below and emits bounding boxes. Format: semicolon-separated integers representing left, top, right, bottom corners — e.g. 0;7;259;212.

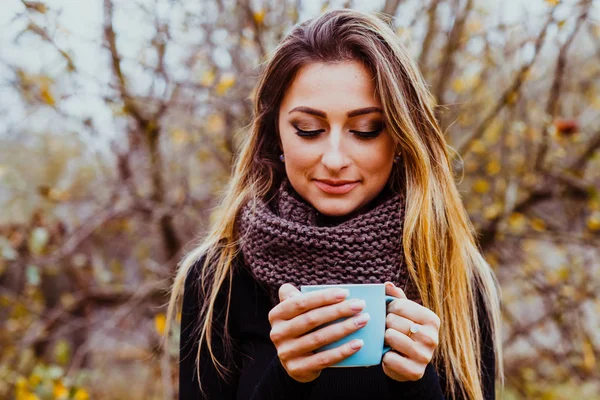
382;282;441;382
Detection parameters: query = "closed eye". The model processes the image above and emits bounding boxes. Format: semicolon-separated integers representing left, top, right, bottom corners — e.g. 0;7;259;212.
293;126;325;138
350;129;383;139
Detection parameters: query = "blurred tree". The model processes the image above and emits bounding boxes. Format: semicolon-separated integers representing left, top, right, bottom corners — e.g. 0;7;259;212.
0;0;599;399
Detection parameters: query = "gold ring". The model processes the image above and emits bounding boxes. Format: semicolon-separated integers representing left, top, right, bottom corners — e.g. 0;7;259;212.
407;323;420;338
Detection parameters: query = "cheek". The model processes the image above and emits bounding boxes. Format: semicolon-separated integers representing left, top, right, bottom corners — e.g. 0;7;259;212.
280;134;319;169
356;142;395;176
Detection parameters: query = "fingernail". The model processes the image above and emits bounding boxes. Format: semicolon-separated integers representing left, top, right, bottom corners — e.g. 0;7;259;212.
350;299;366;311
354;313;370;326
333;289;350;300
350;339;364;350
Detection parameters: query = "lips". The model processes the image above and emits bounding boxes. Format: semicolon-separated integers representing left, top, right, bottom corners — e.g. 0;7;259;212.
314;179;359;194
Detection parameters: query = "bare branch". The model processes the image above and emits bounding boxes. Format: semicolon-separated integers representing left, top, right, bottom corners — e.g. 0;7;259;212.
534;0;591;170
458;11;555;156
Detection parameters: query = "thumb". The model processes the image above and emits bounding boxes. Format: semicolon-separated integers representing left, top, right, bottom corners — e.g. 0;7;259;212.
278;283;301;302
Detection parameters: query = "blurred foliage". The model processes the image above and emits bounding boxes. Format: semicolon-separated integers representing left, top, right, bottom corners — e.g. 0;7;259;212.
1;0;599;399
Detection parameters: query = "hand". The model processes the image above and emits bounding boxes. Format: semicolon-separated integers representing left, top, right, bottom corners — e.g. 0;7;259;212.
267;283;370;383
382;282;441;382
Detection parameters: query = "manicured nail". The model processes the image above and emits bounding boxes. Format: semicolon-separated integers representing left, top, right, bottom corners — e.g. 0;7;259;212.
354;313;370;326
333;289;350;300
350;299;366;311
350;339;364;350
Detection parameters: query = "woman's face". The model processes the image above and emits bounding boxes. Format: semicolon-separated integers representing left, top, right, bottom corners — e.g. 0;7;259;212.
277;61;396;217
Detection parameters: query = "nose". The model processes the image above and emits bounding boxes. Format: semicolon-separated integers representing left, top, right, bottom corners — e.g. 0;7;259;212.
321;128;349;172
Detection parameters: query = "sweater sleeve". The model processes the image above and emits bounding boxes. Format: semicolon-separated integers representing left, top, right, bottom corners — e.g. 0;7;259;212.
249;356;317;400
386;285;496;400
178;258;242;400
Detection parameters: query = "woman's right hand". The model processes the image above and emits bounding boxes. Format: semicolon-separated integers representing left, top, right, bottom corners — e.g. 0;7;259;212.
267;283;370;383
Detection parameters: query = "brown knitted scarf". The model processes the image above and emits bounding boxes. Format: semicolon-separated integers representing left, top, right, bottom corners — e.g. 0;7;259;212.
237;179;420;305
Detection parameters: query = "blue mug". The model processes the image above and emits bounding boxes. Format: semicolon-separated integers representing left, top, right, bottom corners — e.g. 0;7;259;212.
300;283;398;367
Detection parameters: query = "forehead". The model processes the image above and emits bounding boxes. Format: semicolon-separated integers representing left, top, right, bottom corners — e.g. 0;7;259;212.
280;61;381;113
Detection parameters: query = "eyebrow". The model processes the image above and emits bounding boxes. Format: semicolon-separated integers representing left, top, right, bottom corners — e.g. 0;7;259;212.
288;106;383;118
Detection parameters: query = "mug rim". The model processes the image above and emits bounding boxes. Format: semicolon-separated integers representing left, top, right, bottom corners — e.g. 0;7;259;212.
300;283;386;288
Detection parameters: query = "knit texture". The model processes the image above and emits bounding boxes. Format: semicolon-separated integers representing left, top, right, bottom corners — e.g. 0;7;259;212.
237;179;420;305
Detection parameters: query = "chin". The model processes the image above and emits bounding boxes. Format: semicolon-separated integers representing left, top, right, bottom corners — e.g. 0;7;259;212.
312;198;361;217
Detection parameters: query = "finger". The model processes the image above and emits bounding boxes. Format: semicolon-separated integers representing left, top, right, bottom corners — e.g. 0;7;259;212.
384;328;431;365
382;351;426;382
278;283;301;302
384;281;407;299
294;338;364;372
279;312;370;360
387;312;440;349
385;312;412;335
270;297;366;345
285;297;366;336
386;298;441;329
269;287;350;324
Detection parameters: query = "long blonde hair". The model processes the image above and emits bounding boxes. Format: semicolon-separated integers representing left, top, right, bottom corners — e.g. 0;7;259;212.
165;9;503;400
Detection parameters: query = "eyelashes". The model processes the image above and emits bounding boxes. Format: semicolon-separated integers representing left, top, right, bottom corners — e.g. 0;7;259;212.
292;125;384;140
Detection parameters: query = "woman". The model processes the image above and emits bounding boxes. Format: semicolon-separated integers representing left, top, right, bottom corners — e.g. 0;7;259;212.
165;8;502;400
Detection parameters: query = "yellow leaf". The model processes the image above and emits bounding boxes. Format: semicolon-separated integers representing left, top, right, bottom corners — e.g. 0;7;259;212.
24;1;48;13
483;203;502;220
18;393;40;400
253;9;265;25
171;129;189;146
207;114;224;134
176;311;181;323
200;70;215;87
16;376;28;391
587;212;600;231
154;313;166;336
484;120;502;144
530;217;546;232
582;337;596;372
215;74;235;95
452;78;465;93
27;373;41;387
53;381;69;399
48;187;70;202
486;159;501;175
507;212;527;234
54;339;71;365
73;388;90;400
40;84;55;105
470;139;486;154
545;0;559;6
473;179;490;194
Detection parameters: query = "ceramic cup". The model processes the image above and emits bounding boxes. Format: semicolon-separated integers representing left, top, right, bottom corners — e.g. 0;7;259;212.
300;283;397;367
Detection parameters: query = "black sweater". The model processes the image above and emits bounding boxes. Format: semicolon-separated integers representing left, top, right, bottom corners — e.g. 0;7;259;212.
179;257;496;400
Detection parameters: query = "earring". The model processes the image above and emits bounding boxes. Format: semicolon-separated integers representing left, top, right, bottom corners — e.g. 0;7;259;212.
393;154;401;163
279;154;285;162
